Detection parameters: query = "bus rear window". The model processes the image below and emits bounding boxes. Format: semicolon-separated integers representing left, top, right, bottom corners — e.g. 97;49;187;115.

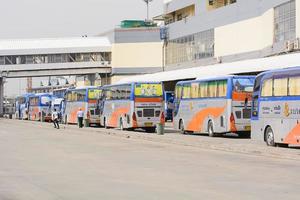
41;96;51;106
233;78;255;93
134;83;163;97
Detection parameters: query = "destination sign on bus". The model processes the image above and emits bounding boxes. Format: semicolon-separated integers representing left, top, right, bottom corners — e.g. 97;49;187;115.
134;83;163;97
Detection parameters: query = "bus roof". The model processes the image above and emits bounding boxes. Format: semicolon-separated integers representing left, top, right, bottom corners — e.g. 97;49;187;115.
177;75;255;85
257;66;300;80
66;86;98;91
102;81;162;88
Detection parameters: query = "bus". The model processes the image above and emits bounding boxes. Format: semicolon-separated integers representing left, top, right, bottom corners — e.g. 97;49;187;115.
15;93;33;120
64;87;102;126
100;82;165;132
251;67;300;147
174;75;255;137
28;93;53;122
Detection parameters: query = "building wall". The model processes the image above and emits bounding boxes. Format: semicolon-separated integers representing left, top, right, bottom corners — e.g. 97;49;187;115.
109;27;164;82
215;9;274;57
112;42;163;69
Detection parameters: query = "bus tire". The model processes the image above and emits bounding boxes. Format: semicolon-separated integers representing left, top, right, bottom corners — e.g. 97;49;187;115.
104;118;109;129
179;120;187;135
208;120;216;137
145;127;156;133
265;126;275;147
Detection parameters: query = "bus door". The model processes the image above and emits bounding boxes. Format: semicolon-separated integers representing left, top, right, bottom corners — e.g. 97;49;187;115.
231;77;255;132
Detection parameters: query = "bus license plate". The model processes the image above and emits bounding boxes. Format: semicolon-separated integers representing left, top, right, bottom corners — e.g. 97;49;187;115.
245;126;251;131
145;122;153;127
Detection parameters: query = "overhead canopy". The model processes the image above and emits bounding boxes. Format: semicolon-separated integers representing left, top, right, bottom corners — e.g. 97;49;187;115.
117;53;300;83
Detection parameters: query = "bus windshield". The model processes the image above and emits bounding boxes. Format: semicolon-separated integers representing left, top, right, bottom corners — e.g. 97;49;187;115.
233;78;255;93
88;89;102;100
134;83;163;97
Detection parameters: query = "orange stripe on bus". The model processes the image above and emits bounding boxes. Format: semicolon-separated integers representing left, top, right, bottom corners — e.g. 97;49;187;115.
108;107;130;127
88;100;97;104
135;98;163;103
232;92;252;101
284;123;300;145
187;106;226;132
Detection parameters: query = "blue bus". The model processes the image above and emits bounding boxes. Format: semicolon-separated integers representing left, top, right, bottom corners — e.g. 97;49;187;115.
28;93;53;122
252;67;300;147
174;75;255;137
15;93;33;120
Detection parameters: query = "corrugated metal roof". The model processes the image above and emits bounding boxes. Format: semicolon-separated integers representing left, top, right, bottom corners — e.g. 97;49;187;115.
0;37;111;56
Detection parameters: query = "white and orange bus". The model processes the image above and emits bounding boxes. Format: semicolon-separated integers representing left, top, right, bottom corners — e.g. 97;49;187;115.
174;75;255;138
64;87;102;126
28;93;53;122
100;82;165;132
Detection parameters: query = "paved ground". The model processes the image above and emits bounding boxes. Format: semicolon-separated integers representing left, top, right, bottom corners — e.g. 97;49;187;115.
1;119;300;200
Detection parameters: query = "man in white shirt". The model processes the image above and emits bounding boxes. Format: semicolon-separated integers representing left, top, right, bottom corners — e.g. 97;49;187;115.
52;109;60;129
77;108;84;128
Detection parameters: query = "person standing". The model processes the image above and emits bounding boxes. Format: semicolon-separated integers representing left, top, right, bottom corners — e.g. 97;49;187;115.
52;109;60;129
77;108;84;128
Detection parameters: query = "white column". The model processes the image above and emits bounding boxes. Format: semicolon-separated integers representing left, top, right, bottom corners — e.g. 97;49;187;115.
296;0;300;39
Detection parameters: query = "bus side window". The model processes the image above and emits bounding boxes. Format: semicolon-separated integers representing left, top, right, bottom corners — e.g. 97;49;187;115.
175;85;183;99
191;83;199;99
273;78;288;97
289;76;300;96
208;81;217;98
182;84;191;99
217;80;227;97
261;79;273;97
199;82;208;98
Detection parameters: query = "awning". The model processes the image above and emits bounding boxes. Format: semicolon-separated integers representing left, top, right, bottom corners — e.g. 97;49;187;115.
117;53;300;83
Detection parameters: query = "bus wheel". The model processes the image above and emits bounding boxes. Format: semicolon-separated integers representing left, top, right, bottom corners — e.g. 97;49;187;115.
265;127;275;146
104;118;109;129
145;127;156;133
208;121;216;137
179;120;186;135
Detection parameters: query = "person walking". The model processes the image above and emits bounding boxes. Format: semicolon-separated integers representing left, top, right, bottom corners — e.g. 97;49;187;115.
52;109;60;129
77;108;84;128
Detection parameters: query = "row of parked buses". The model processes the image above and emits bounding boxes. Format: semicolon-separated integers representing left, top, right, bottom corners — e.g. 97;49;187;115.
14;66;300;147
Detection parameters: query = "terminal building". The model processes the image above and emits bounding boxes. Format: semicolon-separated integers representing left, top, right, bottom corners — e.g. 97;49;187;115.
162;0;300;70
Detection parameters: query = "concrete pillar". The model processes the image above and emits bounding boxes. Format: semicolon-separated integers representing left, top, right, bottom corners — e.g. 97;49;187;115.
0;77;4;117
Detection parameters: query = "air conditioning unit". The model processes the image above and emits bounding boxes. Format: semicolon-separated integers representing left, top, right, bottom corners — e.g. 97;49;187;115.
285;40;294;52
294;38;300;50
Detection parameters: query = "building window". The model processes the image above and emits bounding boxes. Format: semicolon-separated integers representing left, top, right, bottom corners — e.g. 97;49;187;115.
207;0;237;11
166;29;214;65
274;0;296;43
